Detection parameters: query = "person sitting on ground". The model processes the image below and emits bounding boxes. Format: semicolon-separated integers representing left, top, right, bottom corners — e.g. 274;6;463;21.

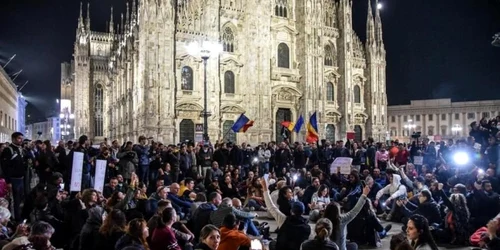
218;213;251;250
300;218;339;250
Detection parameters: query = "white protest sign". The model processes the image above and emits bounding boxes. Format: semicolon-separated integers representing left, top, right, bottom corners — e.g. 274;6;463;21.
413;156;423;165
330;157;353;175
94;160;107;193
70;152;84;192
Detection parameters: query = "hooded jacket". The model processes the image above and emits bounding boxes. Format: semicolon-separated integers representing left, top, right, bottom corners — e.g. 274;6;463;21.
79;206;104;250
375;174;407;200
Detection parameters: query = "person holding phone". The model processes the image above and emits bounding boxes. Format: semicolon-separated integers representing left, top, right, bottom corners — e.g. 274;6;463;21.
309;185;331;222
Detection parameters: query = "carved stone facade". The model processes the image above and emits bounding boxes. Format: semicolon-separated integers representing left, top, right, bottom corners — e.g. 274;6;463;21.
63;0;387;144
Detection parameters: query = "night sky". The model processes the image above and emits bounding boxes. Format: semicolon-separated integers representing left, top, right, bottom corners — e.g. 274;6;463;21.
1;0;499;120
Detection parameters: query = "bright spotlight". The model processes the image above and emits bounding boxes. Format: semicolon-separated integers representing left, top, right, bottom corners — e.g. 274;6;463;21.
453;152;469;165
377;3;383;10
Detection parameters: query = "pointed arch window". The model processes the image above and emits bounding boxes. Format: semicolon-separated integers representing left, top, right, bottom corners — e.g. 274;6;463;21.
179;119;195;142
325;124;336;142
224;71;235;94
326;82;334;101
181;66;193;90
275;0;288;18
94;83;104;137
324;45;334;66
222;27;235;52
353;85;361;103
277;43;290;68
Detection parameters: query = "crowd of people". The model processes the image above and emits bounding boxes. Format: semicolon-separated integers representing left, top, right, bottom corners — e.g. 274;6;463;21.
0;116;498;250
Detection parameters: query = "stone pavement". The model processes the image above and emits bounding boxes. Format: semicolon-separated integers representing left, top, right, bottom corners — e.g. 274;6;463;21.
253;211;471;250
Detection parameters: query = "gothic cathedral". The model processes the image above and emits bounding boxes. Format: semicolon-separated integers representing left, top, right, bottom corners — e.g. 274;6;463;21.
61;0;387;144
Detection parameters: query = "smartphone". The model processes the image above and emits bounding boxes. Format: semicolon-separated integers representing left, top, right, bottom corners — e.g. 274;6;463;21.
361;180;366;188
22;219;27;225
263;174;269;183
59;183;65;191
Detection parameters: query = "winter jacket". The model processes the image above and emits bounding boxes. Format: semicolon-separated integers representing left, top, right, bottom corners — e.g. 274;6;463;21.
375;174;407;200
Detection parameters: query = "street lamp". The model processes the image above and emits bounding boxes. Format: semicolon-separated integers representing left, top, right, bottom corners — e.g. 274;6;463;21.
186;40;223;143
451;124;462;137
59;111;75;141
404;119;416;137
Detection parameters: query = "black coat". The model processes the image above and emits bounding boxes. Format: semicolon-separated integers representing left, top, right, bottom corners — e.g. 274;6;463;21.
276;215;311;250
401;200;441;225
301;239;339;250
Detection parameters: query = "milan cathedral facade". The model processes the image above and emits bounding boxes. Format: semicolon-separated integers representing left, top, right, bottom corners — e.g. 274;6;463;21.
61;0;388;144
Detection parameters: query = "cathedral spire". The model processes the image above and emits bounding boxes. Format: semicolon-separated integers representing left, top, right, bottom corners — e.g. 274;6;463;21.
85;2;91;30
131;0;137;23
120;13;124;34
366;0;375;46
125;2;130;31
375;0;384;48
77;2;84;30
109;6;115;34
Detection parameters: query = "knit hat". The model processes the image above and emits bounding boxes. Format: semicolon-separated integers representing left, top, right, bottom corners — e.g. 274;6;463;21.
291;201;305;215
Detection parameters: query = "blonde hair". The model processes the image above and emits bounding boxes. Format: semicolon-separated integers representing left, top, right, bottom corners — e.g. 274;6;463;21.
315;218;333;241
0;207;10;221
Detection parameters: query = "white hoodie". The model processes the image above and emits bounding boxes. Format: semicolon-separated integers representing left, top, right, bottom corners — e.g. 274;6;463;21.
375;174;407;200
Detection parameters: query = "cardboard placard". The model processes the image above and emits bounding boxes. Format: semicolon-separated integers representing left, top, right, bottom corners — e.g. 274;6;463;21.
413;156;423;165
94;160;107;193
70;152;84;192
330;157;353;175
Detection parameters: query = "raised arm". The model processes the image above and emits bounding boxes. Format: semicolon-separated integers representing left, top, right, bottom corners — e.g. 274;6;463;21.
260;178;286;228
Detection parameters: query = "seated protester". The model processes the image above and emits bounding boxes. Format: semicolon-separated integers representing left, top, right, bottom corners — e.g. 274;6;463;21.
146;178;164;196
435;183;470;245
374;174;407;221
168;183;193;219
372;168;386;187
115;218;150;250
150;207;181;250
261;178;311;250
196;224;221;250
347;199;391;248
398;165;427;204
246;178;267;211
406;214;439;250
29;195;62;225
300;218;339;250
218;213;251;250
396;190;441;226
485;219;500;249
301;177;320;214
191;193;207;212
220;175;239;199
106;175;138;212
189;192;222;241
209;198;259;236
365;177;382;202
276;186;293;217
146;185;169;219
79;206;105;250
470;180;500;231
309;184;331;222
181;178;196;199
115;175;128;193
2;221;55;250
95;209;127;250
147;200;194;245
158;164;172;187
323;185;370;250
103;177;119;199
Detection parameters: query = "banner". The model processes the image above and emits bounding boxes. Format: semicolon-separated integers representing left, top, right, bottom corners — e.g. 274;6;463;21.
70;152;84;192
330;157;353;175
94;160;107;193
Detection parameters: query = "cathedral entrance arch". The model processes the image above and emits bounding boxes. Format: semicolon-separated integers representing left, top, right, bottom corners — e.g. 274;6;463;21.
354;125;363;142
276;108;292;142
326;124;336;142
179;119;195;142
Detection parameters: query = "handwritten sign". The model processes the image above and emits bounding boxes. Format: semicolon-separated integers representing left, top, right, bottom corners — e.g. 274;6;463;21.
70;152;84;192
413;156;423;166
330;157;353;175
94;160;107;193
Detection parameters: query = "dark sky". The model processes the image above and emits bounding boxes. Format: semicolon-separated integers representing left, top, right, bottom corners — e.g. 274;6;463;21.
1;0;499;118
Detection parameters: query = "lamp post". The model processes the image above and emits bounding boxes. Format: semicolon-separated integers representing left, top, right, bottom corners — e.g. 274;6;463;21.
451;124;462;137
186;40;222;143
59;112;75;141
404;119;416;138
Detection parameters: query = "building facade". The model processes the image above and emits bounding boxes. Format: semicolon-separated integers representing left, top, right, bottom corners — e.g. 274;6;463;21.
0;66;19;142
63;0;387;144
25;116;61;144
17;93;27;135
387;98;500;142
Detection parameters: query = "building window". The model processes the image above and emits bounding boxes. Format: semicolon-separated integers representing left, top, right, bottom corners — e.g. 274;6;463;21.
326;82;334;101
482;112;490;118
325;124;336;142
455;113;460;120
391;116;395;123
428;114;433;121
324;4;335;27
181;66;193;90
403;115;408;122
277;43;290;68
224;71;235;94
353;85;361;103
441;114;446;120
324;45;334;66
441;126;447;136
416;115;420;121
382;115;385;125
94;83;104;137
223;120;237;143
222;27;235;52
467;113;475;119
275;0;287;17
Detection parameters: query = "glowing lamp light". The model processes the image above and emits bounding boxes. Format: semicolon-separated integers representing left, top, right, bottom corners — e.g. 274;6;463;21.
377;3;383;10
453;152;469;165
59;114;65;119
250;239;263;250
